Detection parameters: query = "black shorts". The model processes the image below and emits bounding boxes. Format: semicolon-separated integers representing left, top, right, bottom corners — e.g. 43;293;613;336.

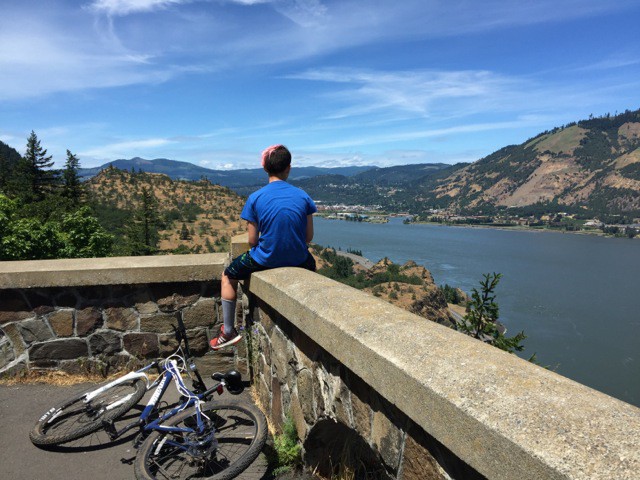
224;251;316;280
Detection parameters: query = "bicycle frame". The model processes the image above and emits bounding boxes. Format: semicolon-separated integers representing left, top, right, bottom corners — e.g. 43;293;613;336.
102;356;227;442
100;316;232;444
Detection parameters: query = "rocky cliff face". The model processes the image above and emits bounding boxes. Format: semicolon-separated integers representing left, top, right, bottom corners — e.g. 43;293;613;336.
312;249;454;327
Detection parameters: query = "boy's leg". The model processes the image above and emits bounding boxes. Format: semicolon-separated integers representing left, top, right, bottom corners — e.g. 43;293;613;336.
221;272;238;336
211;252;266;350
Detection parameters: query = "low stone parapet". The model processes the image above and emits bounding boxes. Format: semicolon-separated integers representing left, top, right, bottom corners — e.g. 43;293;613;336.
245;267;640;480
0;254;235;377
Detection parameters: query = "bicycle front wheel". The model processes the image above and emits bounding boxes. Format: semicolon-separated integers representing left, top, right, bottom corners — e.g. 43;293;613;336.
29;377;147;446
134;397;268;480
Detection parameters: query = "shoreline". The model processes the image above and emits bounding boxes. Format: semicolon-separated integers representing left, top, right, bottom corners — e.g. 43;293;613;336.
402;221;640;239
315;214;639;240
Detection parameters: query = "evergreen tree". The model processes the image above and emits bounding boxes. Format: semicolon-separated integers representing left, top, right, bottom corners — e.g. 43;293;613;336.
459;273;526;354
180;222;191;240
62;150;83;204
21;131;56;201
125;187;159;255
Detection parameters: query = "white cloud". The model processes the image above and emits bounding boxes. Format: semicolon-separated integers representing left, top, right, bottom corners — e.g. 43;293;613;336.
87;0;187;16
291;68;527;121
80;137;173;159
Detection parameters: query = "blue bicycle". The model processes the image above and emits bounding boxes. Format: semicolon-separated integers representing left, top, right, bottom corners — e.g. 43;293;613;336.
30;317;267;480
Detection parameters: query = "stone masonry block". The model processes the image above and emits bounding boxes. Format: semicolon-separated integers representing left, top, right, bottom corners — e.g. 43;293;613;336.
271;376;284;432
270;326;295;386
400;425;450;480
123;333;159;358
186;329;209;356
76;307;103;336
48;309;74;337
259;329;272;367
183;298;217;329
0;337;15;369
140;312;179;334
0;310;32;326
292;327;320;371
256;375;272;418
105;307;138;332
157;293;200;313
289;390;309;440
89;330;122;355
257;303;275;335
136;301;158;315
195;349;235;375
29;338;89;360
351;387;373;441
371;409;404;473
296;368;316;425
333;378;353;429
19;318;54;344
158;334;180;356
1;323;26;356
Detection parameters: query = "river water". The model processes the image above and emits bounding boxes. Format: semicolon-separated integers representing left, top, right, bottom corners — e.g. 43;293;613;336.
313;216;640;407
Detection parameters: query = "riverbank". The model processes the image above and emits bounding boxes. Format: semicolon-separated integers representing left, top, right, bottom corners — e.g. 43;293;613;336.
408;220;640;239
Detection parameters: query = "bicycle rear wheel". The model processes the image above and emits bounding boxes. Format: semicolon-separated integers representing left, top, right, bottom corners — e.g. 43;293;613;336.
30;377;146;446
134;397;268;480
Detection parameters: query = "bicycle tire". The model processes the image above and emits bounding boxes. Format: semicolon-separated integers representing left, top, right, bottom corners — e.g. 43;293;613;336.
134;397;268;480
29;377;147;446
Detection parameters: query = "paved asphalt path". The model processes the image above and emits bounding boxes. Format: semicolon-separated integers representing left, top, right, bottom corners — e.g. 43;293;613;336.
0;381;270;480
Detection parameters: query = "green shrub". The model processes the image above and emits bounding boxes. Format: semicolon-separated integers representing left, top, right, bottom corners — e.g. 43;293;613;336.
272;415;302;476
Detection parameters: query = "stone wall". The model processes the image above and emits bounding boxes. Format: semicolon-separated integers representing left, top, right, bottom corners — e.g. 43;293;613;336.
0;254;243;377
249;297;478;480
244;267;640;480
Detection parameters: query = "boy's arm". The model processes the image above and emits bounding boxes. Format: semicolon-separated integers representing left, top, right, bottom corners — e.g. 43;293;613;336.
306;214;314;243
247;221;259;247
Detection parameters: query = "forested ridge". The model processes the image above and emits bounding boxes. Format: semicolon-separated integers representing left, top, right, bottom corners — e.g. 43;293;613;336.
0;133;245;260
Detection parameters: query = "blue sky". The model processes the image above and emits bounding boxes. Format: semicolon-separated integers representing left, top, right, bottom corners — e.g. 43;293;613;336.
1;0;639;170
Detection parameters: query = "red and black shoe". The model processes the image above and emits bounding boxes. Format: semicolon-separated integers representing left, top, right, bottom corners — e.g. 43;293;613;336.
209;326;242;350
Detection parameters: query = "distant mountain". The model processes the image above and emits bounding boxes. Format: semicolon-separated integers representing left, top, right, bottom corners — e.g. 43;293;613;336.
408;109;640;217
79;157;375;188
351;163;451;186
291;163;453;206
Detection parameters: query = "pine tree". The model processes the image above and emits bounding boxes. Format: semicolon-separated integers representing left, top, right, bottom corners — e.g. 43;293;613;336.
459;273;526;354
125;187;159;255
62;150;84;204
22;131;56;201
180;222;191;240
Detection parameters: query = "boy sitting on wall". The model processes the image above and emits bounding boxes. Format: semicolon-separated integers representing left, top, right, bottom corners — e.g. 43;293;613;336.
210;144;317;349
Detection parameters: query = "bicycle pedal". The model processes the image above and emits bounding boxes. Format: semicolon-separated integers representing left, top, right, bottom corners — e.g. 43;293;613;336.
102;419;118;440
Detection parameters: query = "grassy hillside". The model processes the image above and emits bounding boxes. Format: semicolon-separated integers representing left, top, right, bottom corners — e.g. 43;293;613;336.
86;167;245;254
411;109;640;218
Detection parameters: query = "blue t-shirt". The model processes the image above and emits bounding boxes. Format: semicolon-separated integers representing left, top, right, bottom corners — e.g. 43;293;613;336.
241;180;317;267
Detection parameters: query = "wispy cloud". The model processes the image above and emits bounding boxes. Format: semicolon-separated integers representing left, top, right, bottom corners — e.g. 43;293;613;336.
80;137;173;159
292;68;524;120
304;118;545;151
86;0;188;16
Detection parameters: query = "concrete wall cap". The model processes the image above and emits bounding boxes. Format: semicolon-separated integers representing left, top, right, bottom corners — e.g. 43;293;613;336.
0;254;228;289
